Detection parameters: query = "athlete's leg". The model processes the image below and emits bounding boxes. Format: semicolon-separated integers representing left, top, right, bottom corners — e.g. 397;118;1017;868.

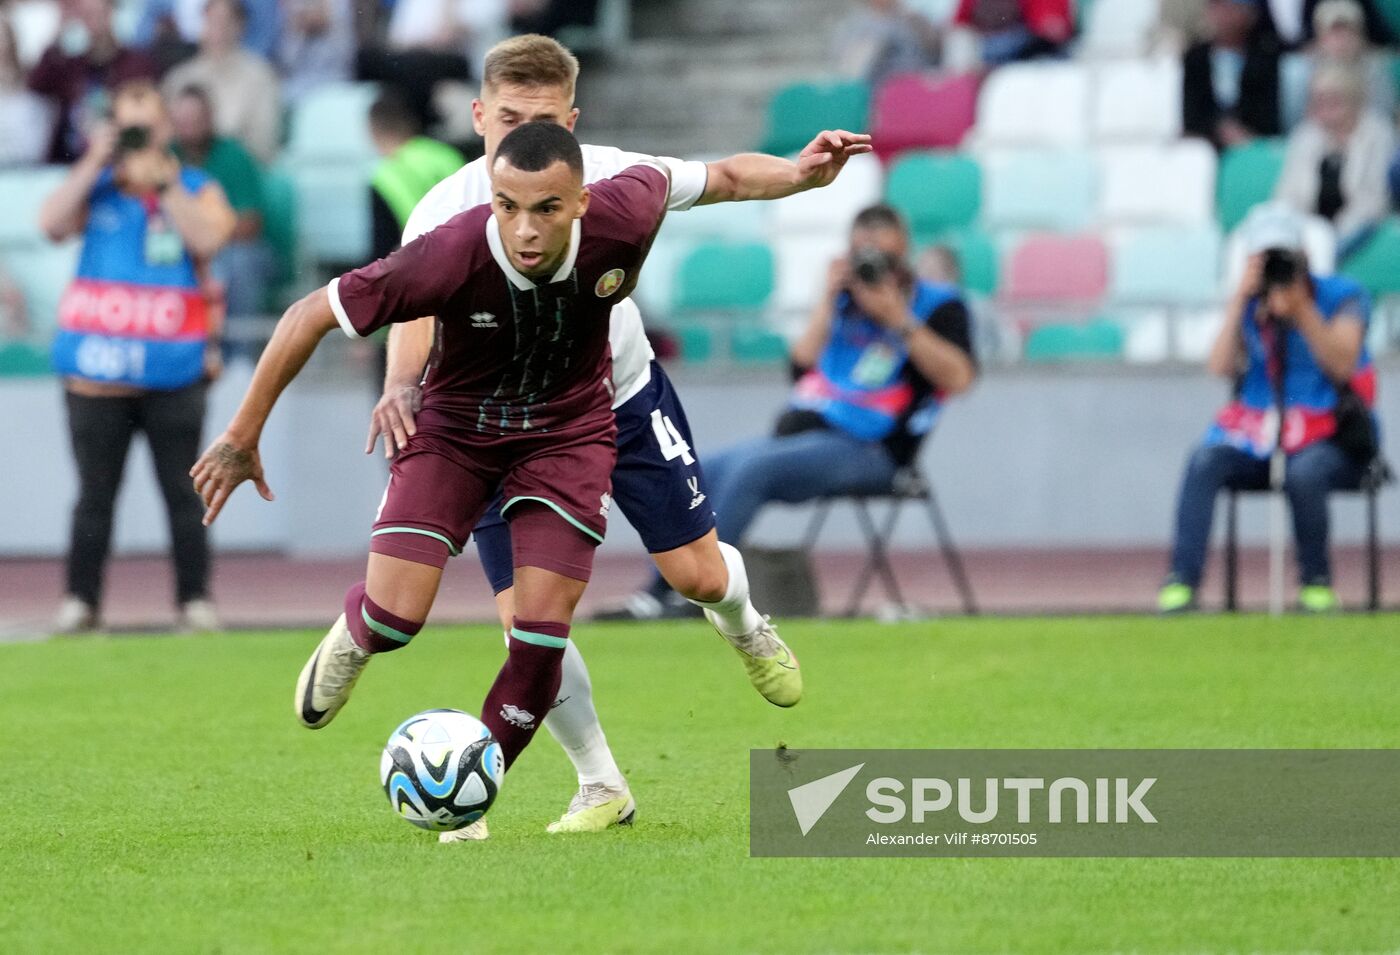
474;502;626;788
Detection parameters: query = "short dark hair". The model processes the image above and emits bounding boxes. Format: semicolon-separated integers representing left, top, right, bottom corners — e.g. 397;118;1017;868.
368;87;421;139
851;204;907;235
493;121;584;178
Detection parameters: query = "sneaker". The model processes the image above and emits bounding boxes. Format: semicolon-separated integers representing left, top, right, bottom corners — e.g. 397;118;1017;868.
53;596;99;634
1299;585;1340;613
294;613;370;729
707;613;803;707
545;782;637;834
437;818;489;843
1157;582;1197;614
179;598;221;633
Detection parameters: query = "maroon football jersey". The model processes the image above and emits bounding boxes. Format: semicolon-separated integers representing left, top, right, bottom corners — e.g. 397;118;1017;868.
330;163;670;434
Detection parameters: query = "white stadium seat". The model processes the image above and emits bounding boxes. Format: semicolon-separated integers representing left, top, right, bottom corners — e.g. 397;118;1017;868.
1110;225;1223;308
1092;58;1182;143
285;83;379;162
770;152;883;235
1097;141;1216;226
772;233;848;315
1079;0;1160;59
1222;214;1338;291
975;62;1092;149
0;167;69;246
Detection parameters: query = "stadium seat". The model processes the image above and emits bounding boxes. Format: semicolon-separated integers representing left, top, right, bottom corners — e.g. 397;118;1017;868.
0;340;49;376
1098;141;1216;225
731;325;789;364
1378;0;1400;37
673;240;775;313
1118;309;1171;363
772;233;847;314
1078;0;1159;58
10;0;61;67
975;62;1092;149
982;148;1097;231
760;80;870;157
870;72;980;159
771;153;882;235
673;322;714;363
1091;58;1182;142
666;196;771;241
286;161;372;266
1023;319;1125;361
1217;139;1287;230
285;83;379;161
1222;214;1337;290
1342;219;1400;297
1001;233;1110;308
0;166;68;247
1110;226;1222;307
261;169;298;297
927;228;998;297
1;242;80;332
885;151;980;234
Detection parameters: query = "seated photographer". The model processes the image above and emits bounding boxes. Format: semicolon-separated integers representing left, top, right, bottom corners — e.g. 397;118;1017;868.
1159;202;1376;614
623;204;977;618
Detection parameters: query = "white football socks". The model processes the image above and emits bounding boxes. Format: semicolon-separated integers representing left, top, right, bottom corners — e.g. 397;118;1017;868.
689;541;765;637
536;637;626;789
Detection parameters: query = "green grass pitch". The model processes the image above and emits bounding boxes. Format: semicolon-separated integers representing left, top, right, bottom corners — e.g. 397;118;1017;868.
3;615;1400;953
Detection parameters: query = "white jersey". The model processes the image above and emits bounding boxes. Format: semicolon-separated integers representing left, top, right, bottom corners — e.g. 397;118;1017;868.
402;144;709;408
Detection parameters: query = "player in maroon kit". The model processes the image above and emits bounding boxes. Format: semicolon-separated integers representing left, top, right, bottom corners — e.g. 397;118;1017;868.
191;121;670;776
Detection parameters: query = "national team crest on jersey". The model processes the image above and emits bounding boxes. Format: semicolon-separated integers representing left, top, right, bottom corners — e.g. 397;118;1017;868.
595;268;625;298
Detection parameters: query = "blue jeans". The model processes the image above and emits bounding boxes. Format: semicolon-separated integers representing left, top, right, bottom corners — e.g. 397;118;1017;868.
1168;441;1366;588
702;428;899;547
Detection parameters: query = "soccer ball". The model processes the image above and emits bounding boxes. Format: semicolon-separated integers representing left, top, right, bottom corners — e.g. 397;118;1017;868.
380;708;504;831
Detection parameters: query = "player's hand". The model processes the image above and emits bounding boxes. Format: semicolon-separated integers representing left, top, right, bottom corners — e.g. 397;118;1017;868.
190;433;274;525
367;381;422;458
795;130;874;191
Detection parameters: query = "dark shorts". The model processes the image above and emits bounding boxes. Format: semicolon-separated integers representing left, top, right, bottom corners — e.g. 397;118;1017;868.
372;405;616;582
472;362;715;593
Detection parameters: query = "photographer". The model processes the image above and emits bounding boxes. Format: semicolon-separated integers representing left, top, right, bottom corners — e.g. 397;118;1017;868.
40;79;236;633
1159;202;1375;613
620;204;977;618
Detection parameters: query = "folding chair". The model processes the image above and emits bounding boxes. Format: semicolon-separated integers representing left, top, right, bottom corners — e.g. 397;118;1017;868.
1223;456;1394;611
802;467;978;617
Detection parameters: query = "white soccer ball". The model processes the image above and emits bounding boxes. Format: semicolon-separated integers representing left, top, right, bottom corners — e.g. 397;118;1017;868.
380;708;504;831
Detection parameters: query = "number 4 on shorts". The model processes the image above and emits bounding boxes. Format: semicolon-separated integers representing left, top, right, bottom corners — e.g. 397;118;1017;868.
649;409;695;465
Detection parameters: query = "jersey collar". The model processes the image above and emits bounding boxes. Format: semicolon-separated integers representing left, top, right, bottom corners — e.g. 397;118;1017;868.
485;215;581;290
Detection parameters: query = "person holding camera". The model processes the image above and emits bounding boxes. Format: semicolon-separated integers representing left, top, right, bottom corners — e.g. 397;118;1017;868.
1158;202;1376;614
40;79;236;633
619;204;977;618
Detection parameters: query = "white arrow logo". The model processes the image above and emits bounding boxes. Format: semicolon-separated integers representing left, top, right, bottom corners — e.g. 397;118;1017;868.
787;763;864;836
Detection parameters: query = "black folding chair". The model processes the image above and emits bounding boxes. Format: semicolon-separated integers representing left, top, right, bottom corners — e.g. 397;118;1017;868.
1223;456;1393;611
803;467;978;617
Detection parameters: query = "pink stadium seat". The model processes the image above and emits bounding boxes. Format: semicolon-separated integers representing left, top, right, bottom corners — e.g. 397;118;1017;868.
1000;234;1109;310
871;72;980;161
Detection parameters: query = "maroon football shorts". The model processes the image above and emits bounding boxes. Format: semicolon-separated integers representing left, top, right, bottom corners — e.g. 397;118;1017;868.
369;406;617;582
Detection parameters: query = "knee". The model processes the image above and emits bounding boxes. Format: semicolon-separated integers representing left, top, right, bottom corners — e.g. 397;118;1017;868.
1285;460;1331;501
670;554;728;604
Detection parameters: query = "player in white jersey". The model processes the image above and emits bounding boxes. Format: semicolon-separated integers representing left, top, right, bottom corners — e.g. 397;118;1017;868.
367;35;871;839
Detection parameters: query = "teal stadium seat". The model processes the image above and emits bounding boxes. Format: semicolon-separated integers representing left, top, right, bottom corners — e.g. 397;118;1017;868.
982;149;1097;231
673;241;774;313
284;83;378;266
760;80;870;157
886;151;980;234
1111;226;1222;307
0;166;68;246
1024;320;1125;362
918;229;998;297
285;82;378;161
1378;0;1400;38
674;323;714;363
1342;218;1400;297
1217;139;1287;231
730;326;788;364
0;340;49;376
2;242;81;333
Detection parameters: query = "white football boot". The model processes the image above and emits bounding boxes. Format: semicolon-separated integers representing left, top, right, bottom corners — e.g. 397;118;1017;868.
294;613;370;729
706;613;803;707
52;597;99;635
438;819;489;843
545;782;637;834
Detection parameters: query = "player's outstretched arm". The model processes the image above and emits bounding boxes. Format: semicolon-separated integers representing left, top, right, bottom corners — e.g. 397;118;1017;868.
190;287;340;524
696;130;873;206
367;316;435;458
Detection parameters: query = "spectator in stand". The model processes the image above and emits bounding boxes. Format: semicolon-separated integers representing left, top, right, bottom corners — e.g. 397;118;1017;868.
161;0;280;164
1259;0;1392;48
27;0;157;163
1276;62;1394;255
832;0;941;88
278;0;356;104
1157;0;1211;50
1182;0;1282;150
169;84;273;326
0;11;54;166
38;78;235;633
133;0;280;63
951;0;1072;65
1282;0;1395;128
366;87;464;259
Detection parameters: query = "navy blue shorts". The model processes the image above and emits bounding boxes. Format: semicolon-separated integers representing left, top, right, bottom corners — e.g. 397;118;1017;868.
472;361;715;593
